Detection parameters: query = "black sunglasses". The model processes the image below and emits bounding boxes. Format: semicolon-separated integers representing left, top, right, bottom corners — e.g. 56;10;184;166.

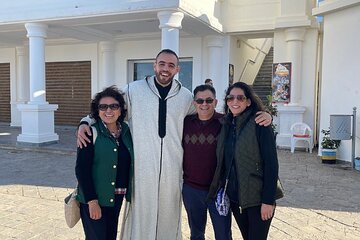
226;95;247;102
194;98;214;104
98;103;120;111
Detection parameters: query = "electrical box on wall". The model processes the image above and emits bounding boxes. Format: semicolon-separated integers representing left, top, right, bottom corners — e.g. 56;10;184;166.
330;114;351;140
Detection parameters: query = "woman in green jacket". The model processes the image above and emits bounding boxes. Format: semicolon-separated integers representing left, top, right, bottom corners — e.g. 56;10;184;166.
76;86;134;240
209;82;280;240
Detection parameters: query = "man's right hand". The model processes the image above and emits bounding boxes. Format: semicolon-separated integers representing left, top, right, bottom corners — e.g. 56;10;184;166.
77;124;91;148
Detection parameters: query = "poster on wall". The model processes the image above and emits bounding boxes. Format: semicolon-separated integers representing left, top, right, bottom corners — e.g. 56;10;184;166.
229;64;234;85
272;62;291;103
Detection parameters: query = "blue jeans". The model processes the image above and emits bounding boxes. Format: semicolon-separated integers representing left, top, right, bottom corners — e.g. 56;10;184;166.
182;183;232;240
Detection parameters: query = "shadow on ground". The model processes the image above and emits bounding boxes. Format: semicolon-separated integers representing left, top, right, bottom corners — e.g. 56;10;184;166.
1;123;360;213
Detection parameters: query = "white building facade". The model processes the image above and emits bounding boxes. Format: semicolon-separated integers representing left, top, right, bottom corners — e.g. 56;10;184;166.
0;0;358;161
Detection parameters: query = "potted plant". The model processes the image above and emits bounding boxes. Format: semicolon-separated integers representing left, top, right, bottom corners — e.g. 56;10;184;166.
265;95;278;138
355;157;360;171
320;128;341;164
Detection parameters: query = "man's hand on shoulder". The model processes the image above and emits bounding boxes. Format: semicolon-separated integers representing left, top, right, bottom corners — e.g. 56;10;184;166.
77;124;92;148
255;111;272;127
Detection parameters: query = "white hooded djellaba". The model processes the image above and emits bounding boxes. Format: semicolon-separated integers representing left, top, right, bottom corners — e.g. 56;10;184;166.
121;76;194;240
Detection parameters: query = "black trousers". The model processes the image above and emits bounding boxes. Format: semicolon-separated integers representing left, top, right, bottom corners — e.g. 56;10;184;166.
80;194;124;240
230;202;273;240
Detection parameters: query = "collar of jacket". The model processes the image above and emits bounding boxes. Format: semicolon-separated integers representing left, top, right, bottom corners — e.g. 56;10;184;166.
95;120;129;138
146;75;182;100
223;109;253;129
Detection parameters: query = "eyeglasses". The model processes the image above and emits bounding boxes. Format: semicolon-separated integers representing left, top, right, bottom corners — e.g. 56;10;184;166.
98;103;120;111
226;95;247;102
194;98;215;104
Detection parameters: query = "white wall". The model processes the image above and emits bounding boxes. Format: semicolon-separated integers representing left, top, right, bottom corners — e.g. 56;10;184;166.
180;0;222;31
301;28;319;133
228;37;272;86
41;37;216;99
223;0;280;32
115;37;203;91
237;38;272;85
318;5;360;161
115;39;161;89
181;38;203;89
228;36;241;84
0;0;178;22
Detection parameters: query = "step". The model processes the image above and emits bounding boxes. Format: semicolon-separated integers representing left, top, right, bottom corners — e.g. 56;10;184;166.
252;47;274;103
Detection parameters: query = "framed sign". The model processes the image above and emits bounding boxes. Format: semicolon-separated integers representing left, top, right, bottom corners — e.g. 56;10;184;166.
229;64;234;85
272;62;291;103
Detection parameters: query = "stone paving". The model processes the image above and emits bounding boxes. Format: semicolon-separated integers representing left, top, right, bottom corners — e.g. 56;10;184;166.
0;124;360;239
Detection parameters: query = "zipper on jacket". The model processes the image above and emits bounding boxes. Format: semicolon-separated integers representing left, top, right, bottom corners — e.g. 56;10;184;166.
239;206;242;214
155;138;164;238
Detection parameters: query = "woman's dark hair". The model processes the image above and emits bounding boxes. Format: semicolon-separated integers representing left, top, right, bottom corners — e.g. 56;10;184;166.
223;81;265;115
90;85;127;123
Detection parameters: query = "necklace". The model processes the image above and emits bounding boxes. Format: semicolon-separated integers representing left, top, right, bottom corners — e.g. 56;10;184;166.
111;125;121;146
102;120;121;146
110;129;120;146
110;128;120;138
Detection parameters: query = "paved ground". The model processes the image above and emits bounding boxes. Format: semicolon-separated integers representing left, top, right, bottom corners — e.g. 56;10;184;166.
0;124;360;239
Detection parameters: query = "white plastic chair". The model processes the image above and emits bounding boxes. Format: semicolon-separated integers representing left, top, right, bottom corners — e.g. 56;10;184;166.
290;122;313;153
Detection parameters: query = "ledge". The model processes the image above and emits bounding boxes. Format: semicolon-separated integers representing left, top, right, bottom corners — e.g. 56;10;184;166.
312;0;360;16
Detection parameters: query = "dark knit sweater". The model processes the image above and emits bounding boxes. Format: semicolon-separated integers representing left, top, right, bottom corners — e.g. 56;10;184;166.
182;112;224;190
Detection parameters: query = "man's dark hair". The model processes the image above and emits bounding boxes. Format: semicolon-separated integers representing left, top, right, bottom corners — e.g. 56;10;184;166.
156;49;179;65
90;85;127;123
193;84;216;98
204;78;213;84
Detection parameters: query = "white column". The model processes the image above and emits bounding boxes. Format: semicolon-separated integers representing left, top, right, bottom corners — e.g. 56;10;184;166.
26;23;48;103
11;46;30;126
157;11;184;55
207;36;224;82
285;27;305;105
16;46;30;103
206;36;226;111
100;41;115;88
17;23;58;145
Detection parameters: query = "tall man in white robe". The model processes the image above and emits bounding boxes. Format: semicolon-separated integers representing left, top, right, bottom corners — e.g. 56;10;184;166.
78;49;193;239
